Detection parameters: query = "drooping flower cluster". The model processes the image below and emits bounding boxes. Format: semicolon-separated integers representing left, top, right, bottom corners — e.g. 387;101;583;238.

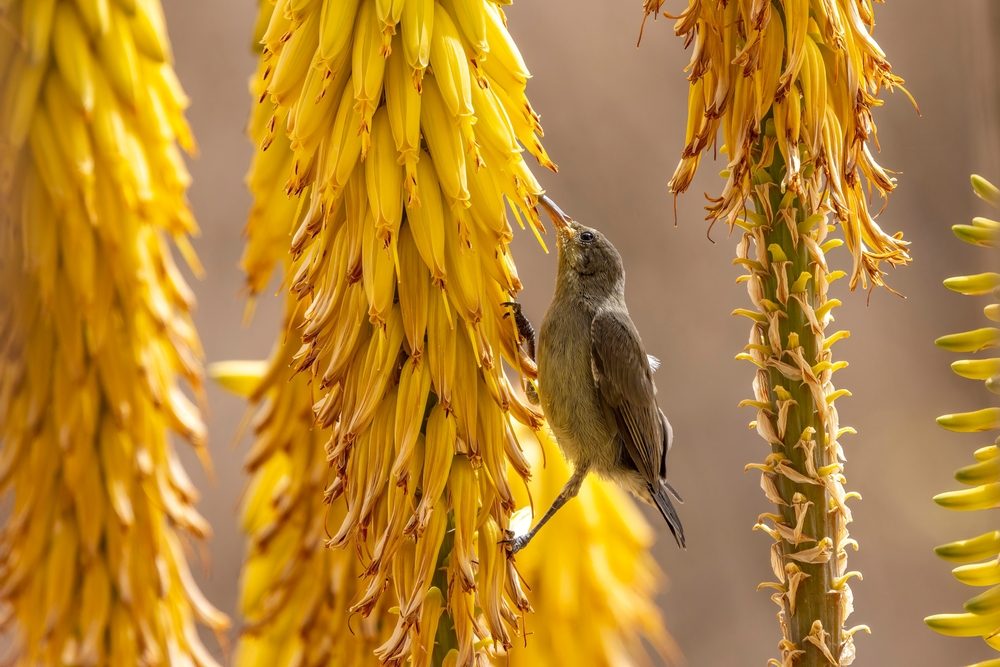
246;0;547;660
644;0;911;663
925;176;1000;654
0;0;226;663
239;0;674;663
660;0;911;289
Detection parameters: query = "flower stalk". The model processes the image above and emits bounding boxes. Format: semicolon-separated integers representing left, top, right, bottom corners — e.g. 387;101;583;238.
0;0;226;663
925;175;1000;655
742;155;859;665
645;0;911;662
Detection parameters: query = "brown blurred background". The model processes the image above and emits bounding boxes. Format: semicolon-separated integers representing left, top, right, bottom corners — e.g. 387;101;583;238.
163;1;1000;664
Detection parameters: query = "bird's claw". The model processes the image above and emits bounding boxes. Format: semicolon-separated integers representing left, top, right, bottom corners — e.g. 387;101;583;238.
499;533;531;555
501;301;536;361
500;301;522;318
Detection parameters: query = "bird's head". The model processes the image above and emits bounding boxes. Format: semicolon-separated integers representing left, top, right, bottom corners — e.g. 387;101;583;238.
537;195;625;299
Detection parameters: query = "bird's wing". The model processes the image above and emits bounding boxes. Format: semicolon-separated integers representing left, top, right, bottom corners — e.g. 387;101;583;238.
590;309;664;484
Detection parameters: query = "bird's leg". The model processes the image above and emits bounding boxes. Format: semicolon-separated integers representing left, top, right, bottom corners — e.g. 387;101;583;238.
501;301;536;361
503;463;590;554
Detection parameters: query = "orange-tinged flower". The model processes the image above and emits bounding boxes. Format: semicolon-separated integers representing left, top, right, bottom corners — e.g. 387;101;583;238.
659;0;911;289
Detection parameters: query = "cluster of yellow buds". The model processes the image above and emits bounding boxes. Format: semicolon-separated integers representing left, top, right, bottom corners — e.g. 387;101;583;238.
239;0;673;664
925;176;1000;657
642;0;911;663
0;0;226;663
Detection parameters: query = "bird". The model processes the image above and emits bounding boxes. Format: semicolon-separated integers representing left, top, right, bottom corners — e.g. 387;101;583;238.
503;195;685;553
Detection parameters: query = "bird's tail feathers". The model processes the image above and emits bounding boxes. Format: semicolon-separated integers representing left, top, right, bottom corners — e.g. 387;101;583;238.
649;482;686;549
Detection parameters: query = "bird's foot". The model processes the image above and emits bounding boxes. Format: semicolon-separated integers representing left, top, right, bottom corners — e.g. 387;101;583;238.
501;301;536;361
499;532;532;555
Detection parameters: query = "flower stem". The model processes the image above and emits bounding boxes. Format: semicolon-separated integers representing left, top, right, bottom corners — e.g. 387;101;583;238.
744;148;854;664
432;527;457;664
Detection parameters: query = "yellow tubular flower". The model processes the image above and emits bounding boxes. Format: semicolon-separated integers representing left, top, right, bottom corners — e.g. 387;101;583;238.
925;176;1000;655
240;0;672;664
0;0;227;664
645;0;911;663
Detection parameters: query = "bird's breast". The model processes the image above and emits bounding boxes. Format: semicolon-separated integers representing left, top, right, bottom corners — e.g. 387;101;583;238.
537;300;614;466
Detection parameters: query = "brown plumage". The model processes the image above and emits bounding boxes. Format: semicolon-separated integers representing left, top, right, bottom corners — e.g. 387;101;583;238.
505;196;685;553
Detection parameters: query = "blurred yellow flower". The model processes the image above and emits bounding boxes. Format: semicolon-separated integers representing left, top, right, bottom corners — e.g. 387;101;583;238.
926;175;1000;655
500;426;677;667
0;0;226;663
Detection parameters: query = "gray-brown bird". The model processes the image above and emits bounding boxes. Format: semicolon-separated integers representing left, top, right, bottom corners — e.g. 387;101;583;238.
504;195;685;552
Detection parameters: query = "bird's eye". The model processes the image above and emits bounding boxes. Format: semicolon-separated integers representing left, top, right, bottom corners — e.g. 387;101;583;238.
579;231;595;243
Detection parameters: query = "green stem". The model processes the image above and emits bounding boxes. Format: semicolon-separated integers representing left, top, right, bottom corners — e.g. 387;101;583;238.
431;523;457;664
749;148;848;664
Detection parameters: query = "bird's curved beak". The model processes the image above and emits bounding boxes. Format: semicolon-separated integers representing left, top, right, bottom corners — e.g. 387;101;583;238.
537;194;574;240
